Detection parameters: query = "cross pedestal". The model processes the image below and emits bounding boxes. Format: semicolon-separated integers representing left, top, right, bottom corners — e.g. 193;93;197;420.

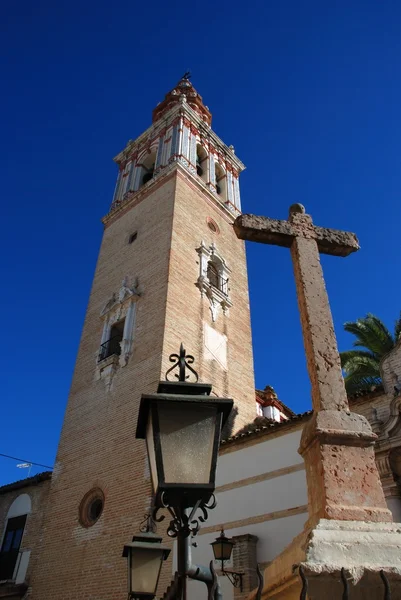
235;206;401;598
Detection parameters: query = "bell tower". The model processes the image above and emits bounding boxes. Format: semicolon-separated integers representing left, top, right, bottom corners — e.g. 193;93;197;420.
31;77;256;599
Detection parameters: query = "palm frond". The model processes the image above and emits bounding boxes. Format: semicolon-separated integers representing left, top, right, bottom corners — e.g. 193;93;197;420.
340;349;376;368
344;374;382;395
344;314;394;357
343;355;380;381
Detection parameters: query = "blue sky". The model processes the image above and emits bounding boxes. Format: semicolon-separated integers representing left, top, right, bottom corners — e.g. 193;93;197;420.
1;0;400;485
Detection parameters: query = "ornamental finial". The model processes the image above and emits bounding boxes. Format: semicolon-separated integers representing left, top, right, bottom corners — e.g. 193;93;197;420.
165;343;199;382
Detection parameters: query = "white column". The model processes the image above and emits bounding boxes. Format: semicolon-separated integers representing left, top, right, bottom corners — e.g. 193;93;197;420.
189;133;197;166
170;124;178;159
233;176;241;211
133;163;142;191
196;243;210;278
112;171;122;203
101;319;111;345
227;171;234;204
120;301;137;366
209;154;215;186
121;162;132;196
127;161;135;191
181;125;190;161
155;136;164;169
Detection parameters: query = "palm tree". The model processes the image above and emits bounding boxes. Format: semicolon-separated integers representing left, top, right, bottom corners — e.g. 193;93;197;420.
340;313;401;394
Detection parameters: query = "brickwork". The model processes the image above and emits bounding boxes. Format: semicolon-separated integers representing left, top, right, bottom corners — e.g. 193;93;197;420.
162;167;256;431
30;175;177;600
0;477;51;588
231;533;258;600
29;160;255;599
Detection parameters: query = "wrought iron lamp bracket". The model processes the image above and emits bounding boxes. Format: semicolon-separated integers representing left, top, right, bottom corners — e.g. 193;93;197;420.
221;568;243;591
152;493;217;538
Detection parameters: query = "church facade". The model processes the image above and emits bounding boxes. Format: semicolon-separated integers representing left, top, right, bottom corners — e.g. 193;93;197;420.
1;80;401;600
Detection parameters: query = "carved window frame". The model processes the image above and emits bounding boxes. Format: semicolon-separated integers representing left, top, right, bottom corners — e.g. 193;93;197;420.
196;242;232;322
96;278;140;380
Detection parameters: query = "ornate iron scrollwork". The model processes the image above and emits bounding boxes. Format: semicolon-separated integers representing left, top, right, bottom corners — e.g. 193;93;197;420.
223;570;243;591
298;565;308;600
380;570;391;600
255;563;264;600
139;512;157;534
152;494;216;538
341;568;349;600
208;560;218;600
165;343;199;382
296;566;392;600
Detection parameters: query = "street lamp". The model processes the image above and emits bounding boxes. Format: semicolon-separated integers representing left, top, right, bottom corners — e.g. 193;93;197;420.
136;345;233;522
123;530;171;600
135;344;234;599
211;529;243;591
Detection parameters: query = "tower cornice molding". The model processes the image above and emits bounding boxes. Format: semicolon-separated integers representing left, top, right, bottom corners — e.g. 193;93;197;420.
102;161;238;229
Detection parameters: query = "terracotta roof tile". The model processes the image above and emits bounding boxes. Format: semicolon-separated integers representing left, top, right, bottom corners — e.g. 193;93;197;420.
222;411;312;446
0;471;52;495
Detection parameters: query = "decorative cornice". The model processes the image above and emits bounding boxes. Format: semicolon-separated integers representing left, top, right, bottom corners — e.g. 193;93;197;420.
103;161;240;229
113;101;245;173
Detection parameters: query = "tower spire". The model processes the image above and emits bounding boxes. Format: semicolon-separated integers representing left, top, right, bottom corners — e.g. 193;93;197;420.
152;76;212;125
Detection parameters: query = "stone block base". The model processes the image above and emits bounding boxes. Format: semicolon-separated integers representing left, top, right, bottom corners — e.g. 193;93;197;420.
254;520;401;600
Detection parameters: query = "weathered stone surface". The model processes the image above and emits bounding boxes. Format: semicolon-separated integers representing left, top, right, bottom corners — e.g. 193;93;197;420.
291;233;349;412
250;520;401;600
234;214;294;247
234;211;359;257
234;208;358;413
235;205;396;600
300;412;392;526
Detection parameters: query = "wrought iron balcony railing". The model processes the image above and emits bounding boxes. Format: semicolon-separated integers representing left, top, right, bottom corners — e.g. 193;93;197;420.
98;335;122;362
209;277;229;296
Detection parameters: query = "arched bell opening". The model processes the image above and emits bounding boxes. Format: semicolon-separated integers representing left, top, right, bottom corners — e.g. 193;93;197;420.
196;144;208;182
138;149;157;188
215;163;227;200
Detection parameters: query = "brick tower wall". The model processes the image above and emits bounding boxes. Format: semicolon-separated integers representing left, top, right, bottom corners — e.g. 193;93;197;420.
162;168;256;431
30;165;256;599
30;175;177;600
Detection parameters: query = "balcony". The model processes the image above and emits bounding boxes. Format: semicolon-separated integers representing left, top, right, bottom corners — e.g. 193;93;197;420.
98;335;122;362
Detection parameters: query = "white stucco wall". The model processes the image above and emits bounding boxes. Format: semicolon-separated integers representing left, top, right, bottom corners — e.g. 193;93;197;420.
178;427;308;599
177;421;401;600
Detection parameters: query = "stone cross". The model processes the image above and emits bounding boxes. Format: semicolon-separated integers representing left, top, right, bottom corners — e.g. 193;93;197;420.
234;204;359;413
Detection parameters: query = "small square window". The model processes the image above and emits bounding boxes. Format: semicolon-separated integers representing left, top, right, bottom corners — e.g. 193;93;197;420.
129;232;137;244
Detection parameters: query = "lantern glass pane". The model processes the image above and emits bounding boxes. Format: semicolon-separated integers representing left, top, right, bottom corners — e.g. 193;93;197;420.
131;547;164;595
221;540;233;561
158;403;217;484
212;538;233;561
146;415;158;492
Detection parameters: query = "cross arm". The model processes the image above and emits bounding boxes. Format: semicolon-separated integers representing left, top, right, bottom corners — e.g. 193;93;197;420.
233;214;294;248
234;214;360;257
313;225;359;257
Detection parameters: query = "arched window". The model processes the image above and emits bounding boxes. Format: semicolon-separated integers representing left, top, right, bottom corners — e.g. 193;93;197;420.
207;262;219;289
196;145;208;183
215;163;227;200
0;494;31;581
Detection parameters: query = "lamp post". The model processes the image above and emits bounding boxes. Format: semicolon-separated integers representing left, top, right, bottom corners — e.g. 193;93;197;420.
211;530;243;591
135;344;233;599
